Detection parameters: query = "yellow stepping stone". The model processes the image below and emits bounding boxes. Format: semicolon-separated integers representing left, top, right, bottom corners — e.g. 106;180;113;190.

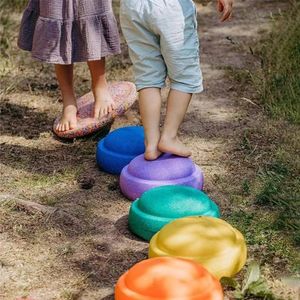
149;216;247;279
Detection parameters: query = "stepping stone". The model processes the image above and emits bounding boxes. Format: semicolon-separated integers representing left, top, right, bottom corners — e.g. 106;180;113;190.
53;81;137;139
129;185;220;241
115;257;223;300
96;126;145;175
149;216;247;279
120;153;204;200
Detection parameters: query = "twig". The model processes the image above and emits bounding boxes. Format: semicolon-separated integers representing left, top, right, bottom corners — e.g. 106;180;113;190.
240;97;260;107
226;36;239;45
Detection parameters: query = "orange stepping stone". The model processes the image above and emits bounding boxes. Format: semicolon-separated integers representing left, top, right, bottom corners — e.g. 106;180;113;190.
115;257;223;300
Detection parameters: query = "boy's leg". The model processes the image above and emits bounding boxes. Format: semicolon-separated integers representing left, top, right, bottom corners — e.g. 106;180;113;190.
159;90;192;157
157;1;202;156
87;59;115;119
139;88;162;160
55;64;77;132
120;2;167;160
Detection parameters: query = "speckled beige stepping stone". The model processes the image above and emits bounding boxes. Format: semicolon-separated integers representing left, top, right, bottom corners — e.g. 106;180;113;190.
53;81;137;139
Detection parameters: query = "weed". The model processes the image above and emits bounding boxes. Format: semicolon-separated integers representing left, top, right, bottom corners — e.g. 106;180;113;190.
221;262;281;299
242;179;251;196
240;131;253;152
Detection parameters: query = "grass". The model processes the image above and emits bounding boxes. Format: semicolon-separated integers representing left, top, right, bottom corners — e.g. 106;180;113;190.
254;0;300;123
229;125;300;271
250;4;300;244
228;209;297;265
255;159;300;244
252;1;300;245
222;0;300;277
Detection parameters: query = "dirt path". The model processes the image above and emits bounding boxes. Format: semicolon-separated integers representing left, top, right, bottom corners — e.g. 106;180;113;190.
0;0;294;299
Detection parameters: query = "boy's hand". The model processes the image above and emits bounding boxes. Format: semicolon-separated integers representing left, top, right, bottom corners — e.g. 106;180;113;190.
218;0;233;22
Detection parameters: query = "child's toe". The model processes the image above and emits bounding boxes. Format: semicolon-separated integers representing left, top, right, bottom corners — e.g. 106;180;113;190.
101;108;107;117
94;108;100;119
70;121;76;130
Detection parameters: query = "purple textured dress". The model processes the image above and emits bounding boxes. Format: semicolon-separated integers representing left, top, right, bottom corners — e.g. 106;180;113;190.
18;0;121;64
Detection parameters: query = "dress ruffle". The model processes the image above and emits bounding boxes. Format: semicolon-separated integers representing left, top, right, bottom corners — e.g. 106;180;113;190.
18;1;121;64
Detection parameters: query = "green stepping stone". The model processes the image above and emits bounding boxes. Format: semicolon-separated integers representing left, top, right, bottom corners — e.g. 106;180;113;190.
129;185;220;241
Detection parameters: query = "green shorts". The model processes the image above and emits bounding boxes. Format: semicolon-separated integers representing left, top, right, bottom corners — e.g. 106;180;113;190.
120;0;203;93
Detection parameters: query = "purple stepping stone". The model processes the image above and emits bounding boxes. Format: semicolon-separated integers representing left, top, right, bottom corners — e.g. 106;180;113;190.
120;153;204;200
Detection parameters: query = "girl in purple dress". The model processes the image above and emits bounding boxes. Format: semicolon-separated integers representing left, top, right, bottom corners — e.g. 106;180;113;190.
18;0;121;132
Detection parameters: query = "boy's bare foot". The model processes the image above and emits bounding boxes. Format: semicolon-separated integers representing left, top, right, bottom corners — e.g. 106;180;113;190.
158;135;192;157
56;102;78;132
93;86;115;119
144;131;162;161
144;145;162;161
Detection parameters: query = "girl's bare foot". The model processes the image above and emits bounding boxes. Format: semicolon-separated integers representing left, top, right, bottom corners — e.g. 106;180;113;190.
158;135;192;157
87;59;115;119
54;64;77;132
56;101;78;132
93;86;115;119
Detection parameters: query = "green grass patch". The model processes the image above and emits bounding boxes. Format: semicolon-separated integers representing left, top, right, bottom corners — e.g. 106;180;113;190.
227;210;298;269
255;157;300;245
254;1;300;123
12;167;83;191
226;0;300;263
225;129;299;271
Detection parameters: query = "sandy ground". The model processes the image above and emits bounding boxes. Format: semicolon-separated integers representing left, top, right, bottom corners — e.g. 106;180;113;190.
0;0;297;299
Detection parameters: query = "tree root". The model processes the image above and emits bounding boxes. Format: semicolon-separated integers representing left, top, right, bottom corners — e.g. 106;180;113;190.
0;194;80;227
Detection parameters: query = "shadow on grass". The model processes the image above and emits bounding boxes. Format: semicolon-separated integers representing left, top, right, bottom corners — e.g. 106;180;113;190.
0;143;92;174
0;126;113;175
0;101;53;139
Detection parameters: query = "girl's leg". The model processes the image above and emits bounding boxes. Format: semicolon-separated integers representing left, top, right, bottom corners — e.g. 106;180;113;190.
158;89;192;157
55;64;77;132
87;59;115;118
139;88;162;160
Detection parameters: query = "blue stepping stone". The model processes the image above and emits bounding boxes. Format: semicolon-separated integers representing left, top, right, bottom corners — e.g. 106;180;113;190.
96;126;145;174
